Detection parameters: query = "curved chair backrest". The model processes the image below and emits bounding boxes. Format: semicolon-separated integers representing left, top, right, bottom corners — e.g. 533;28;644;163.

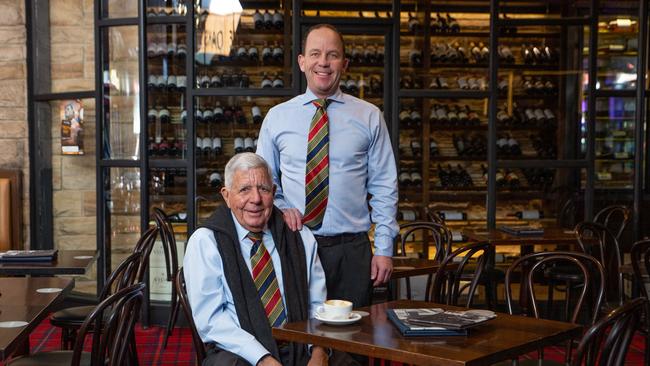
594;205;630;243
575;221;624;306
573;297;646;366
556;194;579;229
133;226;159;282
98;251;143;301
430;241;491;307
152;207;179;282
176;267;207;365
424;207;445;225
73;282;145;366
630;239;650;301
505;251;605;325
399;221;451;261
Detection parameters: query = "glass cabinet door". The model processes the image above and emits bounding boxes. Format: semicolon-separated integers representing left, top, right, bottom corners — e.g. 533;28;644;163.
101;26;141;160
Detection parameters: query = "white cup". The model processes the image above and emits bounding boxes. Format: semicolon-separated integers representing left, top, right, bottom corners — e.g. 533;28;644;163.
317;299;353;320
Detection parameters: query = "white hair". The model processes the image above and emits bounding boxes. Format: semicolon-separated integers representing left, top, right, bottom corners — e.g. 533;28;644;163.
224;153;273;189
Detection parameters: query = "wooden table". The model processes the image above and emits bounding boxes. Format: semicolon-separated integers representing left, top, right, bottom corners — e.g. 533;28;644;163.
392;257;443;279
0;250;97;276
464;227;579;247
273;300;582;366
0;277;74;359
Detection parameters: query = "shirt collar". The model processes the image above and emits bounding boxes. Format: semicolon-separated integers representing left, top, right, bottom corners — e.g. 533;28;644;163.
300;87;345;106
230;212;268;243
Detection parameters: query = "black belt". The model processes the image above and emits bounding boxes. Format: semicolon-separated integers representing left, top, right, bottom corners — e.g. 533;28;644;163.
314;232;365;246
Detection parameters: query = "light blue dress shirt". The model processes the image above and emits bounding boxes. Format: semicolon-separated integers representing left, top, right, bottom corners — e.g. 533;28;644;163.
256;88;399;257
183;213;327;365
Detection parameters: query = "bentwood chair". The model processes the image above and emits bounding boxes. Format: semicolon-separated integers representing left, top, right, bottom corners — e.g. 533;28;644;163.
9;283;146;366
397;222;450;300
176;267;207;365
630;239;650;365
594;204;630;243
429;241;491;307
573;297;647;366
152;207;181;348
502;252;605;366
50;226;158;349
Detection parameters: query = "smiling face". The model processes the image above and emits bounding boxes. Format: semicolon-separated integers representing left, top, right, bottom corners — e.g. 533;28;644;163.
298;27;349;99
221;167;276;232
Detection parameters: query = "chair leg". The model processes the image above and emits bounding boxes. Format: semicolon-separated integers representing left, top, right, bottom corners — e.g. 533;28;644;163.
163;293;181;348
546;281;555;319
564;280;572;322
405;278;412;300
129;329;140;366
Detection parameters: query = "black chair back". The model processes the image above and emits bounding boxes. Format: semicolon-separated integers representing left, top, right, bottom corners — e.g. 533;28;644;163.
99;251;143;301
573;297;646;366
176;267;207;365
575;221;624;306
430;241;491;307
594;205;630;243
133;226;159;282
72;282;145;366
506;251;605;325
398;221;451;261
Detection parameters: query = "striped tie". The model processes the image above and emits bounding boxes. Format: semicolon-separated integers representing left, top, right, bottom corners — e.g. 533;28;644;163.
303;98;330;230
248;232;287;327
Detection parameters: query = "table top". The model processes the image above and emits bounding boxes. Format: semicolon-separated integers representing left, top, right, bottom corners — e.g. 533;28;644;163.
0;277;74;359
0;250;97;276
273;300;582;366
464;227;578;246
392;257;443;279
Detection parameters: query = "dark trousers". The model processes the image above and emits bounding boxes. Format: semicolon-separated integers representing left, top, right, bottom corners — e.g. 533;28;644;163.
315;232;373;308
202;345;360;366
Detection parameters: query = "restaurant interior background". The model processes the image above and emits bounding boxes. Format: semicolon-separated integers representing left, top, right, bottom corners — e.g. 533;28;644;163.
1;0;648;324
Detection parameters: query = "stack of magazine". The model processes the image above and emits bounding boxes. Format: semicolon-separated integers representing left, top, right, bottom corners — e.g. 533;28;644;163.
499;226;544;236
386;308;496;337
0;249;58;262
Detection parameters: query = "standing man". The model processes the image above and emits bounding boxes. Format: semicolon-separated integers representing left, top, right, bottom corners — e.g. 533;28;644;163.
256;24;398;307
184;153;330;366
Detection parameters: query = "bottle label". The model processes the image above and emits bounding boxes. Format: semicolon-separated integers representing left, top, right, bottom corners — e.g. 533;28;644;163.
521;210;540;220
402;210;416;221
614;152;629;159
597;172;613;180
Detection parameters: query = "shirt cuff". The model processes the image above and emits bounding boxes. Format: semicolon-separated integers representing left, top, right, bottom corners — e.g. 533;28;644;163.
240;342;271;366
373;234;394;257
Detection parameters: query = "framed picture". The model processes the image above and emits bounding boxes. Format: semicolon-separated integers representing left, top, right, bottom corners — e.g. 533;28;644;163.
60;100;84;155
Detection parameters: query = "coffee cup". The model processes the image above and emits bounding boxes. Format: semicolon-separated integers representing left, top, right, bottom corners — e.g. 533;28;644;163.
316;299;353;320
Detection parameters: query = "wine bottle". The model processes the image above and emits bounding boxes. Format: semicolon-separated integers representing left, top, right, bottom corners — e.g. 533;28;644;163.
263;9;273;29
399;108;412;127
213;102;224;123
436;13;448;32
234;137;245;153
399;170;412;187
147;108;158;124
410;169;422;186
430;139;439;156
447;13;460;32
407;12;420;33
252;104;263;124
272;9;284;30
409;48;422;67
253;9;264;29
248;42;259;61
510;210;544;220
410;109;422;126
260;72;273;88
505;169;521;189
202;108;214;124
212;137;222;155
437;210;467;221
410;139;421;156
210;74;222;88
244;137;255;152
522;44;534;64
209;171;223;188
202;137;212;156
262;41;272;62
272;42;283;61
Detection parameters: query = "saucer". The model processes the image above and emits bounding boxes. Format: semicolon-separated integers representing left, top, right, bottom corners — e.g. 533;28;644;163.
315;312;362;325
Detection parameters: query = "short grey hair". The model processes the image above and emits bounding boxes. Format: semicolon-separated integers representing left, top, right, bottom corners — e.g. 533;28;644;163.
224;153;274;189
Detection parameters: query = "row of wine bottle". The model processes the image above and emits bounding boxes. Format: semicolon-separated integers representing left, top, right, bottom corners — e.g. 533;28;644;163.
438;164;473;188
147;104;265;125
339;75;383;96
195;72;285;89
251;9;285;30
195;136;258;158
397;209;544;222
399;140;439;157
210;41;284;64
399;104;482;127
399;170;423;187
496;105;557;127
345;44;385;65
408;43;555;67
407;12;461;33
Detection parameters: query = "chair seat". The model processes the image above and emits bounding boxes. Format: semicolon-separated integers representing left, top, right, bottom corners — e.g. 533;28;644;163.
8;350;91;365
49;305;94;327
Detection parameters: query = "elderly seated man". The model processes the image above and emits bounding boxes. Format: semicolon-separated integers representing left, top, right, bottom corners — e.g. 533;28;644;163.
184;152;340;366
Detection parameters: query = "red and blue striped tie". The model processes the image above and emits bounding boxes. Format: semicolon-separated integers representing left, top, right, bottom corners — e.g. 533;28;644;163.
248;232;287;327
303;98;330;230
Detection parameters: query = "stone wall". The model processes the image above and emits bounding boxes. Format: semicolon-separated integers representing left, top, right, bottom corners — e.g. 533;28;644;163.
0;0;28;242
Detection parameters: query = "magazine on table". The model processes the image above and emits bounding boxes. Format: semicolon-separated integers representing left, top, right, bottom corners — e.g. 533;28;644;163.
499;226;545;236
0;249;58;262
388;308;494;337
